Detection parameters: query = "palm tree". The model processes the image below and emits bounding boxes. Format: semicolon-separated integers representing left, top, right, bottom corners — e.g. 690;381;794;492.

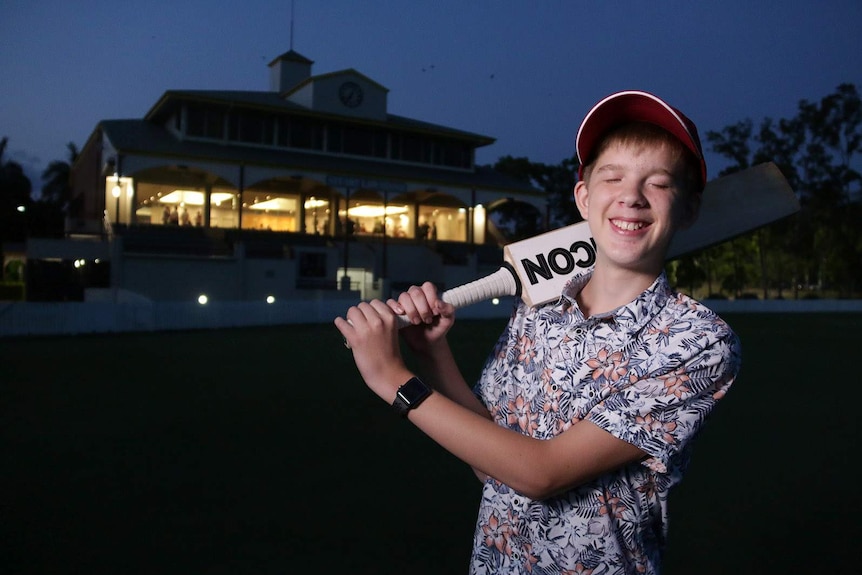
41;142;78;211
25;142;80;239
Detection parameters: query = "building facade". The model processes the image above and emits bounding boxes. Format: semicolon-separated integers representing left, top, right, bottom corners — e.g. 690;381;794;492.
28;50;543;304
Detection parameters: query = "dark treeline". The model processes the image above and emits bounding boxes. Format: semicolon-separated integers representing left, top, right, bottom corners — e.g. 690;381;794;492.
2;85;860;297
493;83;862;299
0;139;78;281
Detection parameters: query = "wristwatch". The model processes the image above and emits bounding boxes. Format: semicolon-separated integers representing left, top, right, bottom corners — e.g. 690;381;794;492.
392;377;432;417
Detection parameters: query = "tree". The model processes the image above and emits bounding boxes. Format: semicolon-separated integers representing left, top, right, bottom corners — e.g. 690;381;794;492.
538;155;581;229
0;137;33;243
796;84;862;295
705;83;862;298
491;154;582;241
28;142;79;238
0;137;34;282
41;142;78;210
488;156;546;242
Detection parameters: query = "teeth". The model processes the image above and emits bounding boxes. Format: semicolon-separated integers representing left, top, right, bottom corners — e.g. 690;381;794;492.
612;219;645;231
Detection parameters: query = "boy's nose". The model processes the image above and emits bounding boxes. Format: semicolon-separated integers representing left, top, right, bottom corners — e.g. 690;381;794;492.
618;183;648;207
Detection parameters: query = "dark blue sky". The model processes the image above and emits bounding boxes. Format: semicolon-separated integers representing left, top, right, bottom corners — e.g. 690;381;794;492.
2;0;860;189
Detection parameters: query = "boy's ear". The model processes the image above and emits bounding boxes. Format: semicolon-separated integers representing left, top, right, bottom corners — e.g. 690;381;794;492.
574;181;589;220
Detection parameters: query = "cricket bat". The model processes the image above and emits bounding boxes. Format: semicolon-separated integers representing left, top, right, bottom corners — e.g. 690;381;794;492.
417;162;797;315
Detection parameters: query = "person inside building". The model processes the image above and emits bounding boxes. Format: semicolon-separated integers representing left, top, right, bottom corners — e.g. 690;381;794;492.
334;90;741;574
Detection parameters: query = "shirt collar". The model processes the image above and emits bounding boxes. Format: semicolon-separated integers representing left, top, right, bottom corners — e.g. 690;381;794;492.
560;271;673;333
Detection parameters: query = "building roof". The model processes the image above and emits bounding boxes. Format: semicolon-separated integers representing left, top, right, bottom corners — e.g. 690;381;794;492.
99;119;539;195
144;89;496;146
267;49;314;67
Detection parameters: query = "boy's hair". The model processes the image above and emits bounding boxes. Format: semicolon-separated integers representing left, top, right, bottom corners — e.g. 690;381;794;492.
581;122;704;197
576;90;707;193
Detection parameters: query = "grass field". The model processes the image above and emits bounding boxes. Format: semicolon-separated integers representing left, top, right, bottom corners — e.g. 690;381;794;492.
1;313;858;574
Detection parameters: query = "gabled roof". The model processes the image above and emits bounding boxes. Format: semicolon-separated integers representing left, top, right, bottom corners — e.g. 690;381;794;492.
144;89;495;145
286;68;389;95
98;119;538;195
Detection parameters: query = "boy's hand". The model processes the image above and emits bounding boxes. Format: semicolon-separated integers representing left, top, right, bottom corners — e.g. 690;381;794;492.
388;282;456;353
334;300;413;401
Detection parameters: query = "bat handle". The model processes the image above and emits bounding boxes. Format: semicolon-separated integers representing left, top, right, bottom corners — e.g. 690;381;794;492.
342;266;520;348
395;265;519;328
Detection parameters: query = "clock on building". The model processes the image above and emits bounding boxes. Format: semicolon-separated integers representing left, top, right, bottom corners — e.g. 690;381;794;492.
338;81;364;108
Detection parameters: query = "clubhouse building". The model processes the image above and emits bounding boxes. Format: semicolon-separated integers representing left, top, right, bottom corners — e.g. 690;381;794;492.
27;50;543;304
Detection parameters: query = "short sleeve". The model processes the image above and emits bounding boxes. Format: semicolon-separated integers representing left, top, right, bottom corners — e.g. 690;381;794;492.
586;322;741;474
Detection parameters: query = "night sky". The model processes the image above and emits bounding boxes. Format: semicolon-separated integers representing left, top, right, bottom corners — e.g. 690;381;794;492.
2;0;860;190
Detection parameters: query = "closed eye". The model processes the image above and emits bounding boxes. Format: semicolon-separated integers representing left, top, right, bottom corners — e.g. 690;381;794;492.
648;180;674;190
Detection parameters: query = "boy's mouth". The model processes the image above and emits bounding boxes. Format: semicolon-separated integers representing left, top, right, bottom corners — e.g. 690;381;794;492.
611;219;648;231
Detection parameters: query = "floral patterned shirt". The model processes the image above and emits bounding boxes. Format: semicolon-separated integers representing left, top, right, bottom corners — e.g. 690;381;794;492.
470;272;740;574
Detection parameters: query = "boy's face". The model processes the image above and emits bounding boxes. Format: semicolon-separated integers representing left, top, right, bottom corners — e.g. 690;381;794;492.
574;140;700;276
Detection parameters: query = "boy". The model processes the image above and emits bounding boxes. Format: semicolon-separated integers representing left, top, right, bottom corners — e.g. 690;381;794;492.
335;90;740;574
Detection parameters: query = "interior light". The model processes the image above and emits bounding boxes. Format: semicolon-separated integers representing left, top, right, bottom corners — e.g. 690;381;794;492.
249;197;297;211
160;190;204;205
112;185;121;198
347;205;408;218
210;192;234;206
304;198;328;209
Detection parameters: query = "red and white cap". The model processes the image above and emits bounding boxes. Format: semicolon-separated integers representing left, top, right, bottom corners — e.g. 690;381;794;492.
576;90;707;189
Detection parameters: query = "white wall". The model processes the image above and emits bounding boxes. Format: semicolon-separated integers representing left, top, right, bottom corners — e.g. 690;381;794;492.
0;294;516;338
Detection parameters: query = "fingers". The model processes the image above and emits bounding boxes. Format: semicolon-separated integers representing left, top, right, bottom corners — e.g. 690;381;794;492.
333;316;352;348
334;301;410;392
334;299;397;350
396;282;440;325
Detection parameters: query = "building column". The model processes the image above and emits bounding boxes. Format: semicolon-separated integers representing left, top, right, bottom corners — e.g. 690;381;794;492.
204;184;212;227
237;165;245;230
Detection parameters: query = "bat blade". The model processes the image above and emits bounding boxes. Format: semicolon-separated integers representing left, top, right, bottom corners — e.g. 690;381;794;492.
667;162;798;257
497;161;798;307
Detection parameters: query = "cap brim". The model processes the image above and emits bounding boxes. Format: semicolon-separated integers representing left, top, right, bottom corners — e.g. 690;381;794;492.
576;90;706;187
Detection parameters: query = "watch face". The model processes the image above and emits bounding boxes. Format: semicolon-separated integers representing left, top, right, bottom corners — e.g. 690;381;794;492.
398;377;428;403
394;377;431;415
338;81;364;108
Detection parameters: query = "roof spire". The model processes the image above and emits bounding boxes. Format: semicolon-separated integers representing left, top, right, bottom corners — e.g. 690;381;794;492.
290;0;295;51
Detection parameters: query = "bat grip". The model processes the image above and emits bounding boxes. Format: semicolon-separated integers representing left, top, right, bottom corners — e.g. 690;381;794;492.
395;265;519;328
342;265;520;348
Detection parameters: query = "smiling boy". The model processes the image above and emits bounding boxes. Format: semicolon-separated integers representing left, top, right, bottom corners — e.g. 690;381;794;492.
335;90;740;574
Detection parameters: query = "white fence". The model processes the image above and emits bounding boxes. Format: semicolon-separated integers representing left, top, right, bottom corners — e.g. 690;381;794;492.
2;297;861;339
0;296;518;338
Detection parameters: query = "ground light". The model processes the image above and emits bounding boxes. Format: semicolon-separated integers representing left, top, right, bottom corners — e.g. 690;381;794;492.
197;294;208;305
266;295;276;304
